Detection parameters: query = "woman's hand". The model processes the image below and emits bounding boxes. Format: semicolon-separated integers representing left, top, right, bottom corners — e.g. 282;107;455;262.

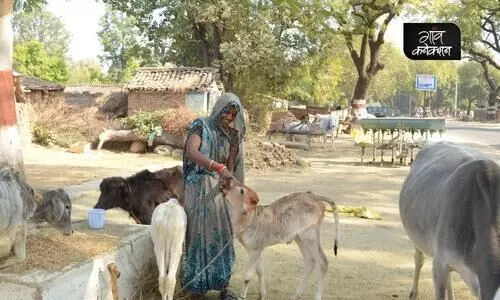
219;168;233;188
220;167;232;178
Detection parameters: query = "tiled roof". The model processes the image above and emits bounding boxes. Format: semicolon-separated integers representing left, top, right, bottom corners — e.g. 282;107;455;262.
124;66;223;92
13;71;65;91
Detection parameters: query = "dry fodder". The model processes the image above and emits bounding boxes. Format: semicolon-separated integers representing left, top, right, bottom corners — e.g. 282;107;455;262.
129;261;191;300
162;105;198;136
1;226;119;274
31;98;117;147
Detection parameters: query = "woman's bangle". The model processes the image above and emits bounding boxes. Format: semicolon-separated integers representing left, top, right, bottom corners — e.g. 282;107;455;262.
213;163;226;174
208;160;214;170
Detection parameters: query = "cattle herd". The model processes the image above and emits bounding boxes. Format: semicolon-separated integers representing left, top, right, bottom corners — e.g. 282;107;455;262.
1;141;500;300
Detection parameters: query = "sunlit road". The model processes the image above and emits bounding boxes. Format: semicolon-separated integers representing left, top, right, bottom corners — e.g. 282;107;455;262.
442;120;500;161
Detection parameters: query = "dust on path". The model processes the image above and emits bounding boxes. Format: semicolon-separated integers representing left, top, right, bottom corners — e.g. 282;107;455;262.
20;138;477;300
22;144;180;188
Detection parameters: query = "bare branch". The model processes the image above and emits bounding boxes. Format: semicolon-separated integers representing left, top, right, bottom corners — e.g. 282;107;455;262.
480;16;500;53
375;11;396;45
481;39;500;53
465;47;500;70
462;55;481;62
360;30;368;61
342;31;360;67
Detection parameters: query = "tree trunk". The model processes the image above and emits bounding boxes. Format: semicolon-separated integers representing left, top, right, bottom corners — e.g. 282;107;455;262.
467;98;474;116
488;90;498;107
351;75;371;116
190;18;212;67
352;75;371;101
0;0;24;172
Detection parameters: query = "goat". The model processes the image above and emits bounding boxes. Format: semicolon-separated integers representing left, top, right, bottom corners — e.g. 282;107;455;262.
150;198;187;300
222;177;340;300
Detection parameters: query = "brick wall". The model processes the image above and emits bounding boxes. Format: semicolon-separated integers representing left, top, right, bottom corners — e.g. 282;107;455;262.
128;91;185;115
26;90;65;104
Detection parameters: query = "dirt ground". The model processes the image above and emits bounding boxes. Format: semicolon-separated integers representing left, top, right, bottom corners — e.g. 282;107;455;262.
22;144;178;188
19;136;477;300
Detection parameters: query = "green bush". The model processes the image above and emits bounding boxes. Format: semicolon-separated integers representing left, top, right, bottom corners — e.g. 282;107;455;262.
32;123;56;146
121;108;201;137
120;110;169;137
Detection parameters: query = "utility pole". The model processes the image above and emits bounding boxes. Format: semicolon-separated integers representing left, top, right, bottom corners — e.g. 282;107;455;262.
0;0;24;172
408;94;412;117
454;79;458;112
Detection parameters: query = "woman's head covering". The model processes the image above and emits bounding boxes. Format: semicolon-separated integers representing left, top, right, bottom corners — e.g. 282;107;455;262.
209;92;246;140
183;92;247;183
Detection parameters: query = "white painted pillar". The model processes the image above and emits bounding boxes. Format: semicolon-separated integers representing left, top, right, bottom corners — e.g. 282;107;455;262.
0;0;24;172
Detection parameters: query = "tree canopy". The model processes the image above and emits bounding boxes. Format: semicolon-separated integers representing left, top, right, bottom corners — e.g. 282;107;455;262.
10;0;498;117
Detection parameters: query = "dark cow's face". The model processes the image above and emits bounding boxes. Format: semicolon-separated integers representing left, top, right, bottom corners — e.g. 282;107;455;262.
94;177;129;210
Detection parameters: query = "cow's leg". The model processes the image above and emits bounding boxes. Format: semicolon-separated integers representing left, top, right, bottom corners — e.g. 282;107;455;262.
255;252;267;300
409;248;425;300
0;224;27;270
312;227;328;300
445;271;455;300
241;248;262;300
130;211;142;224
432;258;449;300
166;239;184;300
291;232;316;300
154;240;167;300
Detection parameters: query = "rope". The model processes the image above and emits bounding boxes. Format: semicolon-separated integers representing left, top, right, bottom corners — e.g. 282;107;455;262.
174;241;231;298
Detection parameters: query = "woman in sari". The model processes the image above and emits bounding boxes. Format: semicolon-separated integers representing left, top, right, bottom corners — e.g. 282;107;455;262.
182;92;246;300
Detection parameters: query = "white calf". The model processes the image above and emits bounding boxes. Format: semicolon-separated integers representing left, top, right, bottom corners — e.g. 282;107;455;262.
150;198;187;300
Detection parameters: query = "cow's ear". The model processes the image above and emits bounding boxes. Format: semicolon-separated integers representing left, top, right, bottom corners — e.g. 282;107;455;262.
248;190;259;207
52;195;65;220
221;176;232;190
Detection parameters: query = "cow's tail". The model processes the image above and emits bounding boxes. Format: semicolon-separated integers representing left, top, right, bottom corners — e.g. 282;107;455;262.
317;194;340;256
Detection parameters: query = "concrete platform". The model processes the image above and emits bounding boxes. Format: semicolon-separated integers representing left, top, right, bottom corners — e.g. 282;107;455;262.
0;220;155;300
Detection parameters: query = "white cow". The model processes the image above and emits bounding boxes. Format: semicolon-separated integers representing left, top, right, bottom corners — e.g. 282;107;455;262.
399;141;500;300
150;198;187;300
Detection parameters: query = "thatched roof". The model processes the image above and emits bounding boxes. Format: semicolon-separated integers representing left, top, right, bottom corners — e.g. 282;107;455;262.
13;71;65;92
125;66;223;92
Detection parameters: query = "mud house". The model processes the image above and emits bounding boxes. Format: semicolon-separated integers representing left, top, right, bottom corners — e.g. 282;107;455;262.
13;71;65;103
12;72;66;145
125;66;224;116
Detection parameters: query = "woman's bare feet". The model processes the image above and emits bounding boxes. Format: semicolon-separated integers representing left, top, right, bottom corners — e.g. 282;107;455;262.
220;287;239;300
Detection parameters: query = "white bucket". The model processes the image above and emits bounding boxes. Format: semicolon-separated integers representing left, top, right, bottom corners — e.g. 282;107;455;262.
88;208;105;229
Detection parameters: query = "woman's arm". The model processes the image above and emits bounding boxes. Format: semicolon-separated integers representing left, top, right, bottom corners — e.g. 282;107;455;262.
186;133;226;173
186;133;212;168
